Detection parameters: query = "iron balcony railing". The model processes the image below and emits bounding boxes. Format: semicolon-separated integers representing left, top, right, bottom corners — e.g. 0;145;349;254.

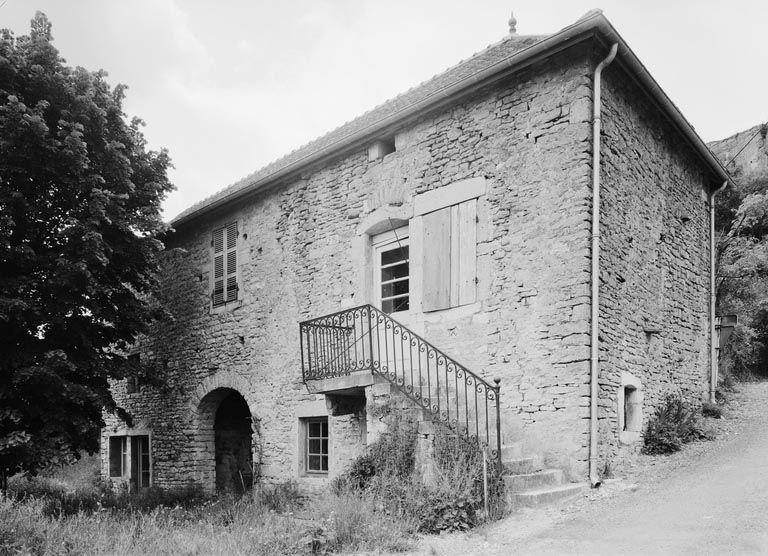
299;304;501;467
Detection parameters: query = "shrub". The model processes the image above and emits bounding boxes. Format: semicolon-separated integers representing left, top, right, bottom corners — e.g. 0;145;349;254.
642;394;709;455
333;417;502;534
253;481;305;513
702;401;723;419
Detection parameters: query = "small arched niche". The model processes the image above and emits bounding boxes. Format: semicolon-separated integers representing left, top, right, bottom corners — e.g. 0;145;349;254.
618;371;643;445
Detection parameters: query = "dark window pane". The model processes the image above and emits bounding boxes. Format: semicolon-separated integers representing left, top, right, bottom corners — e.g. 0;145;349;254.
383;297;409;314
381;246;408;266
321;456;328;471
381;262;409;282
309;422;321;437
109;437;122;477
308;455;321;471
381;279;409;298
309;439;321;454
321;439;329;454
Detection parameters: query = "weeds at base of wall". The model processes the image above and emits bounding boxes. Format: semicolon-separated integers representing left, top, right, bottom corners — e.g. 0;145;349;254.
701;401;723;419
642;394;713;455
1;476;413;555
331;416;505;534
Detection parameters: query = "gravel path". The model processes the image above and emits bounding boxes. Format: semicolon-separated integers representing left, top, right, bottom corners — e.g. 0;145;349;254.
415;382;768;556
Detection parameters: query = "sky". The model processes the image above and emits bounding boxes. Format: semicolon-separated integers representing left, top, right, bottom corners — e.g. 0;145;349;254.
2;1;766;219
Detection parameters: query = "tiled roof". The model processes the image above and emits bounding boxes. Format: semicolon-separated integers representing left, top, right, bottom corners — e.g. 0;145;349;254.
171;32;545;225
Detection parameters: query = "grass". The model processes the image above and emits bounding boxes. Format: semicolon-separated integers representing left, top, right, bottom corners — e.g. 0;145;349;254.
1;473;414;555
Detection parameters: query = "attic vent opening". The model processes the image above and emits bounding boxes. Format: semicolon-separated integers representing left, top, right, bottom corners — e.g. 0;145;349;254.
368;139;395;161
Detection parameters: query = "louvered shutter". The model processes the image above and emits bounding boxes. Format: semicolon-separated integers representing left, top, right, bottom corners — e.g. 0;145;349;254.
212;227;225;306
225;222;238;302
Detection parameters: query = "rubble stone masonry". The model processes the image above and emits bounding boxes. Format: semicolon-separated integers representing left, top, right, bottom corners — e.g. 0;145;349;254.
102;43;714;489
597;65;712;466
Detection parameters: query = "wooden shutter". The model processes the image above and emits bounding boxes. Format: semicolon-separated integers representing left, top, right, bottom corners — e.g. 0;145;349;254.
225;222;238;302
212;227;225;306
212;222;239;306
456;199;476;306
422;200;477;311
422;208;451;311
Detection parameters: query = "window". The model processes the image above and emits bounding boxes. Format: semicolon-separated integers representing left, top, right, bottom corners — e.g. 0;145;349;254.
212;222;239;307
108;434;151;489
131;436;151;490
126;353;140;394
422;199;477;312
305;418;329;473
109;436;127;478
372;227;409;314
618;372;643;444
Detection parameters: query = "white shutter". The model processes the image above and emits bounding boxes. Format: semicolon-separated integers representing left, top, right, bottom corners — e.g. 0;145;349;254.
212;227;225;306
422;199;476;311
422;208;451;312
225;222;238;302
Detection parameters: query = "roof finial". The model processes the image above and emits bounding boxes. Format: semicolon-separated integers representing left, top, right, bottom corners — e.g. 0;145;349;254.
508;11;517;35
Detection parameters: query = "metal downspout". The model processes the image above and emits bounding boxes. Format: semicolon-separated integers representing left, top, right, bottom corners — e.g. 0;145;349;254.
710;181;728;402
589;43;618;488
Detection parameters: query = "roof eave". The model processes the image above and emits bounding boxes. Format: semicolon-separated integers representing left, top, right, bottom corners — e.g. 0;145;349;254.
170;12;732;229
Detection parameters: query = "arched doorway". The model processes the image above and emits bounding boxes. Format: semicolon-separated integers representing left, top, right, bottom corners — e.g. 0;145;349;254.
198;388;254;494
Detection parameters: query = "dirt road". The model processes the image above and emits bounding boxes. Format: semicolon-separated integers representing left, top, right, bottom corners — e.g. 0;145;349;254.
418;382;768;555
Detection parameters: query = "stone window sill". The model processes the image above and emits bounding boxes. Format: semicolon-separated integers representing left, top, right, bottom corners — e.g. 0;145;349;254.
210;299;243;315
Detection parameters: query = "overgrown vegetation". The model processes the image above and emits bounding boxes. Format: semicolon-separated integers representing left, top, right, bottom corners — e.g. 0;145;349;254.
701;401;723;419
714;127;768;384
0;472;413;555
332;415;504;534
642;395;712;455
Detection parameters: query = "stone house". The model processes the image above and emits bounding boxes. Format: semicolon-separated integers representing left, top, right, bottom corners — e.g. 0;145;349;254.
101;11;732;497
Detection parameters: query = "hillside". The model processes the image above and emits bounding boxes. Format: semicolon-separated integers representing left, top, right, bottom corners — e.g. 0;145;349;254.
709;124;768;188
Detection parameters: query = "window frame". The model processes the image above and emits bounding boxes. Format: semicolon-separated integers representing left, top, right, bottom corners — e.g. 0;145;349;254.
108;433;152;489
372;226;410;315
303;417;329;475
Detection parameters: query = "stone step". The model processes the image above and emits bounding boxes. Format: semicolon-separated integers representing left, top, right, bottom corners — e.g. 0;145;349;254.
503;469;563;491
507;483;586;508
500;444;524;460
501;456;542;475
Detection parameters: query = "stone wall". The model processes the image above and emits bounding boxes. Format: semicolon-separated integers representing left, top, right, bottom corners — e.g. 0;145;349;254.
101;41;690;488
596;62;714;466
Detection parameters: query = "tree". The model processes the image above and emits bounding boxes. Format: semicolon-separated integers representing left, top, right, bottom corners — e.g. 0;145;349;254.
716;166;768;380
0;12;173;487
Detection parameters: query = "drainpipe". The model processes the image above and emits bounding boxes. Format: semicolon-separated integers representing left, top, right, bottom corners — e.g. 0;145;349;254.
589;43;618;489
709;181;728;402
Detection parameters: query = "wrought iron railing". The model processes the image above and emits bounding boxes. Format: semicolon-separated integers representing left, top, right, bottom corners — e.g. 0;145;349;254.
299;304;501;466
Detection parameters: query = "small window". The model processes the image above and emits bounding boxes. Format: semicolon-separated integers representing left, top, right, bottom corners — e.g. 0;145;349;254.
108;434;151;489
131;435;151;490
126;353;140;394
212;222;239;307
373;227;409;314
305;418;329;473
109;436;127;478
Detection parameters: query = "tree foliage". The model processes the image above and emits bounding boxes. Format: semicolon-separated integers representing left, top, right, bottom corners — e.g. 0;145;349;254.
0;13;173;484
716;132;768;380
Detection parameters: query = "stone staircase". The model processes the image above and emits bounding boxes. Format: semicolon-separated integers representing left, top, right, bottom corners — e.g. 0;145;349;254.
500;444;585;508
